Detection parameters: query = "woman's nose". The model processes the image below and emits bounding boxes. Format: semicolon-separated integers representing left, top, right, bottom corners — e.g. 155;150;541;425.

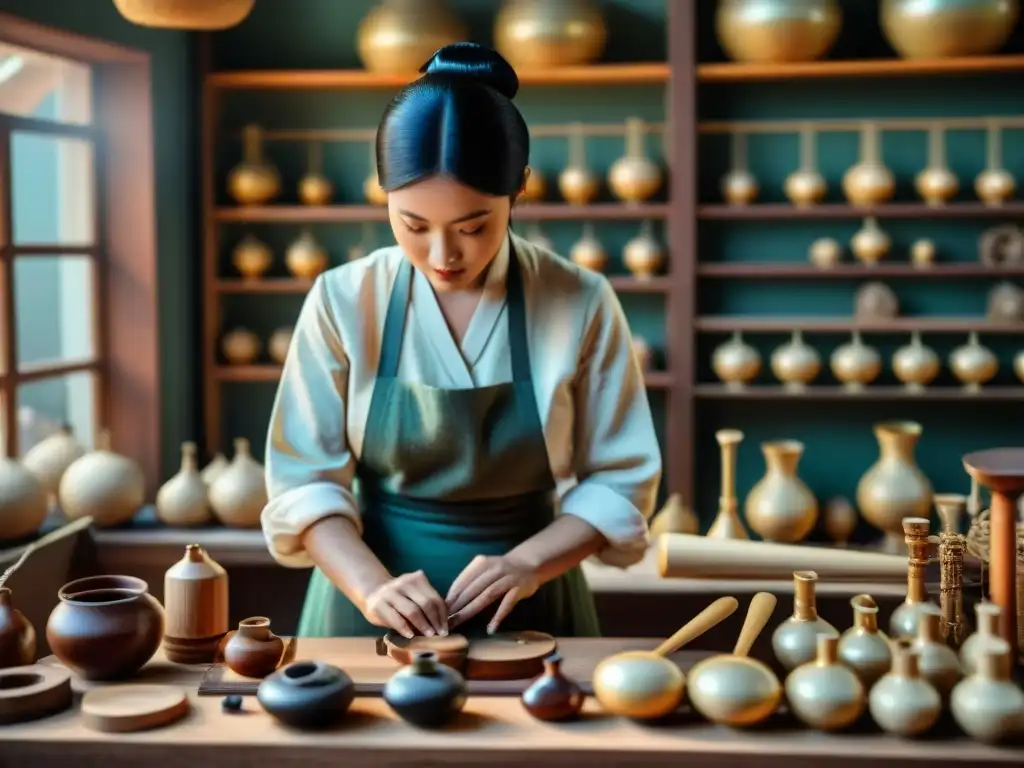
428;232;459;267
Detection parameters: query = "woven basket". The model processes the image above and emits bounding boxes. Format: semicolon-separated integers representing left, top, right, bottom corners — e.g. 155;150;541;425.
113;0;254;30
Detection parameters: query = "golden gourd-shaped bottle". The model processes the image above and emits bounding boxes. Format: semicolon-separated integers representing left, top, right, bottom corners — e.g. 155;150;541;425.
771;571;838;671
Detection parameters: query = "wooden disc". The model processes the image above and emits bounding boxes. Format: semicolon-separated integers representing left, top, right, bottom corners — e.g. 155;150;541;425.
82;684;190;733
382;631;469;670
466;631;557;681
0;665;72;724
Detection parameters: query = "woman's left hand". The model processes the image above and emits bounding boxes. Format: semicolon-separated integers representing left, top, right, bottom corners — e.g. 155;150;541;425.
445;554;541;633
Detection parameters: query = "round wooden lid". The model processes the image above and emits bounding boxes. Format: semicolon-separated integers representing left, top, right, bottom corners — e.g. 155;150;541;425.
382;631;470;667
0;665;72;725
466;631;557;680
82;684;190;733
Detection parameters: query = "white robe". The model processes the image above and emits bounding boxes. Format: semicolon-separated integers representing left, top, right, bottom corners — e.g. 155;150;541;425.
261;231;662;569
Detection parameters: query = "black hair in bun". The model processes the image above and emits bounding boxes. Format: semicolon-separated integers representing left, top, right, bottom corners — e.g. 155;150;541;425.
376;42;529;197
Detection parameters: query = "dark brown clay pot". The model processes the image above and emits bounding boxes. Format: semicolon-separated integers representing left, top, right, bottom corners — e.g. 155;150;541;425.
0;587;36;668
521;653;584;721
222;616;284;678
46;575;164;681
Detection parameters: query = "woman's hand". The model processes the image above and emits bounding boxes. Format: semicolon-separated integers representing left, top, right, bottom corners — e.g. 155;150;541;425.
445;554;541;633
362;570;449;639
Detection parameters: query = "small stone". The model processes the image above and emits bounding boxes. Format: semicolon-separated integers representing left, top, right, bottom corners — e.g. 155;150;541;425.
222;694;243;712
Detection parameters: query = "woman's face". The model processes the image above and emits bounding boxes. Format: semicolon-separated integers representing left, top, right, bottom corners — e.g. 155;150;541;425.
388;175;515;293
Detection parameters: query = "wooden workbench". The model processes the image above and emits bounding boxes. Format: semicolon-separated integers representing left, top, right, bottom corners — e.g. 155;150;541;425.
0;638;1018;767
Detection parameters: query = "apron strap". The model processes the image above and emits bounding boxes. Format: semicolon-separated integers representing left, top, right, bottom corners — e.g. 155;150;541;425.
376;237;533;384
376;259;413;379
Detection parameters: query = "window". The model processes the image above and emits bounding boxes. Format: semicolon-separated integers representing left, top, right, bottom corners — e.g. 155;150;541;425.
0;42;100;457
0;14;160;492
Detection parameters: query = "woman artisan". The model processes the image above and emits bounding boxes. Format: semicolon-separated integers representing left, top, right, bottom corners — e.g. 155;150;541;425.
261;42;662;640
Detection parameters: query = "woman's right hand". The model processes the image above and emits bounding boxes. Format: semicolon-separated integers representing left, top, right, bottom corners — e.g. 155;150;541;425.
362;570;449;638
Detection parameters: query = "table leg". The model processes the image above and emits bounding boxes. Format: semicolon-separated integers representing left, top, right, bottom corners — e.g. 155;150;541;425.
989;491;1019;665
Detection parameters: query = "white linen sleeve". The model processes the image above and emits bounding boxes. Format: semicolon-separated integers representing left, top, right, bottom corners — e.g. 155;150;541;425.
261;276;360;568
559;277;662;568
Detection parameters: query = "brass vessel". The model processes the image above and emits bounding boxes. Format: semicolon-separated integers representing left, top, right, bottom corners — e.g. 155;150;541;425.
520;166;547;203
568;224;607;273
744;442;817;543
227;125;280;206
558;124;600;205
914;126;959;206
285;230;329;280
808;237;842;268
784;635;865;731
949;332;998;392
711;332;762;390
856;421;933;552
975;121;1016;206
910;238;936;268
608;119;662;204
297;142;333;207
892;332;940;391
622;221;664;279
935;494;970;646
770;330;820;391
890;517;939;640
850;217;891;266
784;126;827;207
356;0;466;75
716;0;842;63
823;497;857;546
868;639;941;737
771;571;838;671
911;604;962;700
707;429;749;539
721;132;759;205
881;0;1020;59
494;0;607;69
830;331;881;392
231;234;272;281
838;594;892;688
113;0;253;29
842;123;894;206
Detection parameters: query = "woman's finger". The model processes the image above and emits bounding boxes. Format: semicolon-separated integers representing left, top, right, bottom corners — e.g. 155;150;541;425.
449;578;512;628
445;556;488;604
487;587;522;634
402;582;449;636
389;591;435;637
374;600;416;639
446;567;499;616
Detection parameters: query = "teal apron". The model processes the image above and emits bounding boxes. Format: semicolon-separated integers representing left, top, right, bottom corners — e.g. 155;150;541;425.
298;242;601;639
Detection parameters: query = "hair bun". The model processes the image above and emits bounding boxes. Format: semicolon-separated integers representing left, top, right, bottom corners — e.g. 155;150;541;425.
420;42;519;99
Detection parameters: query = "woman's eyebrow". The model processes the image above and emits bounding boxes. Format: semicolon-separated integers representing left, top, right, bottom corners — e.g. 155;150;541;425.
397;209;492;224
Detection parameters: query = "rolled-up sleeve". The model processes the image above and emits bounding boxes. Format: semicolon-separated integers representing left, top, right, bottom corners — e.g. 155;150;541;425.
261;276;360;567
560;277;662;568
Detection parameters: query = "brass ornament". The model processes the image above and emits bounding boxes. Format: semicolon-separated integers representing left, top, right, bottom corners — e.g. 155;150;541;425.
850;217;891;266
830;331;882;392
363;143;387;206
892;332;940;392
842;123;894;207
721;132;759;206
298;142;333;207
227;125;280;206
784;125;827;207
608;118;663;204
948;331;998;392
568;223;607;273
285;230;329;280
356;0;467;75
769;330;820;391
519;166;547;203
975;121;1017;206
711;331;762;390
808;237;842;268
493;0;607;69
914;125;958;206
113;0;253;29
622;220;664;280
881;0;1020;59
558;124;600;205
231;234;273;281
716;0;842;63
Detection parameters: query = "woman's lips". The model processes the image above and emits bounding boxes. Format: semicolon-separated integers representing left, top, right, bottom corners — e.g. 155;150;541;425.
433;267;464;282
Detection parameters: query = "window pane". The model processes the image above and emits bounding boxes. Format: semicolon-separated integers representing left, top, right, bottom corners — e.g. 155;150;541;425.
0;42;91;125
14;256;95;367
18;371;96;457
10;131;96;246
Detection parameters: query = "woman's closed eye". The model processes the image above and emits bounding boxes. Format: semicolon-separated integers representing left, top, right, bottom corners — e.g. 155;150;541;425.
459;224;486;236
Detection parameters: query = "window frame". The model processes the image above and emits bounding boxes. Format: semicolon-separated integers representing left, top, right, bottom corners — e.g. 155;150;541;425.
0;12;160;495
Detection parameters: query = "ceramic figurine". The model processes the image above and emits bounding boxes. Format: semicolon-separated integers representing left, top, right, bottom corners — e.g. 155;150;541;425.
383;650;467;728
521;653;584;721
258;661;355;729
222;617;285;679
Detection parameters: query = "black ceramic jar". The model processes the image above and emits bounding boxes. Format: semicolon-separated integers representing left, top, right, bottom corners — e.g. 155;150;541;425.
383;650;467;728
256;660;355;729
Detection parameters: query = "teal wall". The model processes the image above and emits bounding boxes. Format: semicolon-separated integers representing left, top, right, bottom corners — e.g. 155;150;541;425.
0;0;196;478
694;0;1024;540
212;0;670;500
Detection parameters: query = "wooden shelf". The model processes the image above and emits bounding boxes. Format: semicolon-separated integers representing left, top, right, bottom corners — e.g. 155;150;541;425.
697;264;1024;279
215;364;675;389
695;317;1024;333
207;63;671;91
215;203;669;224
215;276;672;295
697;54;1024;83
697;202;1024;220
695;384;1024;401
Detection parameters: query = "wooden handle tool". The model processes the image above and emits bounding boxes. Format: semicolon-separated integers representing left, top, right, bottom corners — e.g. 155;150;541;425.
653;596;739;657
733;592;777;657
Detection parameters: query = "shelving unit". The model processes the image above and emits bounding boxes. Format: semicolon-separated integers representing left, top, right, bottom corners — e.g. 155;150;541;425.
199;3;687;492
200;3;1024;514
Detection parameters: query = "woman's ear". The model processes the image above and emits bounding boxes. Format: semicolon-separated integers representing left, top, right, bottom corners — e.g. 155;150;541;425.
512;166;531;203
